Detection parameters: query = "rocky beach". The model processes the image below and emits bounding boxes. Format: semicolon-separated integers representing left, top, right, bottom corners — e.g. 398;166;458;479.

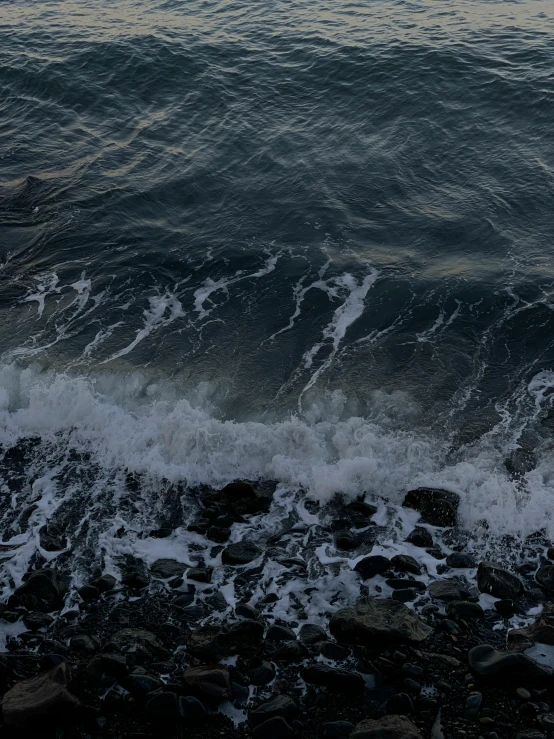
1;441;554;739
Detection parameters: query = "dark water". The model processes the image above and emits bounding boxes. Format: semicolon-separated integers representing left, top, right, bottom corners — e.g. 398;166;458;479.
1;0;554;583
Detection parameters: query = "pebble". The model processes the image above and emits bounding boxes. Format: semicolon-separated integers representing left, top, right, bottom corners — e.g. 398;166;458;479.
517;688;532;701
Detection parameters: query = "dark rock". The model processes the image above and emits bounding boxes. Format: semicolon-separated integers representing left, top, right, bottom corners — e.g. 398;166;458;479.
351;715;422;739
446;601;485;619
404;678;420;693
354;556;391;580
465;691;482;719
14;569;67;612
536;564;554;595
150;559;187;579
1;662;81;728
236;603;259;619
218;480;275;517
23;613;54;632
513;733;546;739
386;579;426;591
187;625;226;661
428;579;470;602
477;561;523;600
266;624;296;642
329;597;432;646
149;527;173;538
124;673;163;695
249;694;298;726
386;692;414;715
272;641;309;661
180;695;208;725
39;524;67;552
505;448;536;478
469;644;553;679
402;663;423;678
70;634;100;653
205;591;228;612
207;526;231;543
172;591;195;609
182;664;231;701
252;716;294;738
188;567;212;583
320;642;350;661
106;628;169;663
392;588;418;603
299;623;327;645
77;584;100;603
405;527;433;548
446;553;476;568
494;599;517;617
403;488;459;527
321;720;355;737
222;541;262;565
335;530;359;550
91;574;117;593
221;619;264;649
144;691;183;723
301;663;363;692
101;653;128;678
248;660;276;686
391;555;421;575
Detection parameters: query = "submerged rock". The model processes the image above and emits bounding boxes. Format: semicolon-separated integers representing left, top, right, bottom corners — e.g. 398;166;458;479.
351;715;422;739
403;488;459;527
329;597;432;646
1;662;80;728
477;561;523;599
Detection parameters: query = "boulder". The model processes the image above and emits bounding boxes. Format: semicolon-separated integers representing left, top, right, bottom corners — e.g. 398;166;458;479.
329;597;432;647
14;569;67;612
1;662;80;728
477;561;523;600
351;715;422;739
354;556;390;580
300;663;364;692
249;694;298;727
150;559;187;579
536;564;554;595
468;644;553;680
428;579;470;602
405;527;433;548
403;488;459;527
187;567;212;583
222;542;262;565
144;691;183;723
182;664;231;701
91;574;117;593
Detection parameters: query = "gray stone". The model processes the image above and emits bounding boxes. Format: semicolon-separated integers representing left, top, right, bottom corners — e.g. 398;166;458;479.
182;664;231;701
428;579;470;602
391;555;421;575
150;559;187;579
351;715;422;739
300;663;364;692
403;488;459;527
477;562;523;600
249;694;298;726
469;644;553;679
329;597;432;646
222;541;262;565
354;555;390;580
446;553;476;568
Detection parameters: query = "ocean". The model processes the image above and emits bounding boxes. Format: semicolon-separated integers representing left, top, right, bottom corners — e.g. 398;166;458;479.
1;0;554;611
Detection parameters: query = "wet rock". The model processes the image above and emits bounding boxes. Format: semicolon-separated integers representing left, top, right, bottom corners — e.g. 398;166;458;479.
351;714;422;739
249;694;298;726
445;601;484;619
252;716;294;738
181;695;208;725
70;634;100;653
392;588;418;603
187;625;226;661
321;720;355;737
403;488;459;527
205;591;228;612
218;480;276;517
187;567;212;583
106;628;169;663
221;619;265;650
406;527;434;548
536;564;554;595
320;642;350;661
446;553;476;568
248;659;276;686
494;599;518;618
537;714;554;731
354;555;391;580
516;687;531;700
505;448;536;478
329;597;432;646
101;653;128;679
272;640;309;661
1;662;81;728
524;604;554;644
222;541;262;565
91;574;117;593
477;561;523;599
465;691;482;719
23;613;54;632
144;691;183;723
428;579;470;602
301;663;364;692
124;673;163;696
335;530;359;550
386;692;414;715
469;644;553;679
77;584;100;603
182;664;231;701
391;555;422;575
172;591;195;609
236;603;260;619
386;579;426;591
266;624;296;642
207;526;231;543
39;524;67;552
513;732;546;739
150;559;187;579
299;623;327;645
14;568;67;612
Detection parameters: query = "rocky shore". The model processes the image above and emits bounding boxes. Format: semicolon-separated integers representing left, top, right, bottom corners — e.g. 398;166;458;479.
1;456;554;738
